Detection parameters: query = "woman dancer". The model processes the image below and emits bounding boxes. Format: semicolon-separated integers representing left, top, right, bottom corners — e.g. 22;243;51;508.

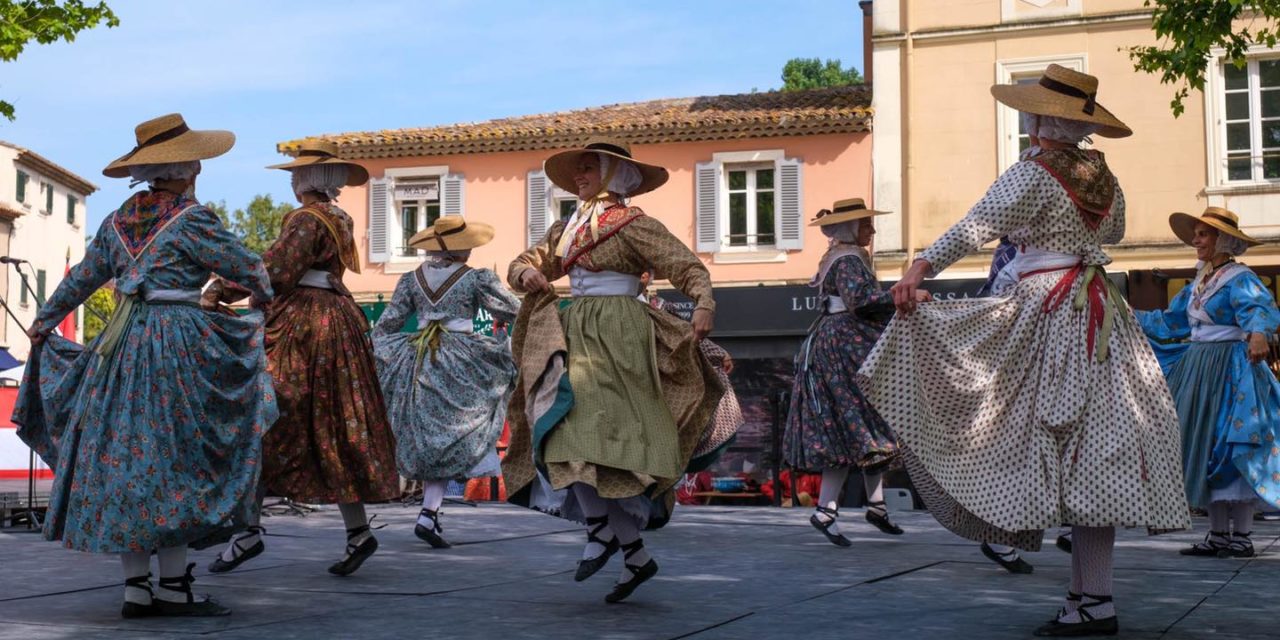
859;66;1190;636
14;114;277;617
1136;207;1280;559
372;216;519;548
784;200;921;546
502;137;722;603
207;140;399;577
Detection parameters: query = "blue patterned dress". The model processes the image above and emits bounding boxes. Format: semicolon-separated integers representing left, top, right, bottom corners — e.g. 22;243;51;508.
12;190;278;553
372;265;519;480
784;252;899;472
1136;262;1280;509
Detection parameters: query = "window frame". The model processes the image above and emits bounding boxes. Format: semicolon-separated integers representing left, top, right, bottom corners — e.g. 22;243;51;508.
67;194;77;225
1206;48;1280;188
384;165;449;265
704;149;793;262
43;181;54;215
994;54;1088;172
15;170;28;204
722;162;778;251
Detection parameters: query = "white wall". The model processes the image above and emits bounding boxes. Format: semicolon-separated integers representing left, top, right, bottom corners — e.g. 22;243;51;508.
0;146;89;359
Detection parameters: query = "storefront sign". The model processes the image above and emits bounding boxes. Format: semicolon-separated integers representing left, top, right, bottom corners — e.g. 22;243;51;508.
394;181;439;201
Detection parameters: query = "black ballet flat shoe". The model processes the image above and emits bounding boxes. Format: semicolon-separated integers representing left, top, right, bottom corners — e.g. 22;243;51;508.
414;508;452;549
1056;532;1074;554
1180;531;1229;557
207;525;265;573
575;514;620;581
980;543;1034;574
153;564;232;617
1217;532;1255;558
604;540;658;604
809;506;852;547
328;523;379;576
1033;594;1118;637
865;501;904;535
120;574;159;619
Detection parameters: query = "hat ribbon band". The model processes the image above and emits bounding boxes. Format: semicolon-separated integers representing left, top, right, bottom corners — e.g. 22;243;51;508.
585;142;633;159
434;221;467;251
297;149;337;158
832;203;868;214
118;123;192;163
1203;212;1240;229
1039;77;1097;116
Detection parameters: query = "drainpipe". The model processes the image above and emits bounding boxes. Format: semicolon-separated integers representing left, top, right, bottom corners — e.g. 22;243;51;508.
902;0;916;265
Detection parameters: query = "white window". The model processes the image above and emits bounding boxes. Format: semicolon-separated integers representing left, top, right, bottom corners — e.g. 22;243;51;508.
725;165;776;248
1219;57;1280;183
995;55;1087;171
367;166;464;265
694;150;803;262
525;169;578;247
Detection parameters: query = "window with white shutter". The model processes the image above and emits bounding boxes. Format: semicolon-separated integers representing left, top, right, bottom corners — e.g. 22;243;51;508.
694;161;721;253
367;177;391;264
441;174;464;217
526;170;550;247
699;149;800;261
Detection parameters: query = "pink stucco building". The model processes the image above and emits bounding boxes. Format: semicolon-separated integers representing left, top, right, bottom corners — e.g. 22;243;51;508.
279;87;874;320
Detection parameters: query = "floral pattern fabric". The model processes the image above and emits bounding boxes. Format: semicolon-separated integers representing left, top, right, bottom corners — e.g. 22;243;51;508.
372;266;520;480
240;204;399;504
12;190;278;553
784;254;899;472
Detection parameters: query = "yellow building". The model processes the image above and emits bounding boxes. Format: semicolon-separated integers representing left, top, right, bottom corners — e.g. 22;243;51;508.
869;0;1280;281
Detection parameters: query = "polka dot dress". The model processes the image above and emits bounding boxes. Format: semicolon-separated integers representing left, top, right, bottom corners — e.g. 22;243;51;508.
858;154;1191;551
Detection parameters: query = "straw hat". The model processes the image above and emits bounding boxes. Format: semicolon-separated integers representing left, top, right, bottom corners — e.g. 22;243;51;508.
408;216;495;252
103;113;235;178
989;64;1132;138
543;137;668;198
267;139;369;186
1169;206;1260;248
809;198;890;227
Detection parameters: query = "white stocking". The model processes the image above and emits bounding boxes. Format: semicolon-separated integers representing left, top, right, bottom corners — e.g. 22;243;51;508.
606;499;650;584
815;468;850;534
1229;501;1254;535
1057;526;1115;623
120;550;152;605
573;483;615;561
156;546;204;604
418;480;448;529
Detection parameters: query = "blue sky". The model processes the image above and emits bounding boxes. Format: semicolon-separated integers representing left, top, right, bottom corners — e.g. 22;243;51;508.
1;0;863;230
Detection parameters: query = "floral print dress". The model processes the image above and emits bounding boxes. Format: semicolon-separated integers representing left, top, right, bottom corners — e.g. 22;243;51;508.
785;253;899;472
13;190;278;553
372;265;519;480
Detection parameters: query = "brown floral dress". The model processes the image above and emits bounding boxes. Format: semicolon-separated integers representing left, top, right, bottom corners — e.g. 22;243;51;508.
213;203;399;504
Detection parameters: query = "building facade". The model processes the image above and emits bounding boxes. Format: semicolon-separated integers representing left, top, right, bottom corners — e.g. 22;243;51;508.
0;142;95;360
870;0;1280;280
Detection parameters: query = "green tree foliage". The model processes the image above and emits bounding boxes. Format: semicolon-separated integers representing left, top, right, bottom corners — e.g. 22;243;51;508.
0;1;119;120
82;286;114;341
781;58;863;91
1129;0;1280;116
209;195;294;255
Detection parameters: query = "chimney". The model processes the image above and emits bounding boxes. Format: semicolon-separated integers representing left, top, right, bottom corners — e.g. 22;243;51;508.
859;0;873;86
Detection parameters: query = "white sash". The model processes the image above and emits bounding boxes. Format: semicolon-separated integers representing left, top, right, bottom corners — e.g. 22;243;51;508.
298;269;334;289
1186;262;1250;342
826;295;848;314
416;317;474;333
569;267;641;297
144;288;201;304
989;247;1081;296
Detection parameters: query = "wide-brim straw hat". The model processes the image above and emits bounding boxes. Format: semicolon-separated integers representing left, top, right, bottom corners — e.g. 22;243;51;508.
809;198;890;227
103;113;235;178
408;215;495;252
267;139;369;186
1169;206;1260;247
543;137;668;198
989;64;1132;138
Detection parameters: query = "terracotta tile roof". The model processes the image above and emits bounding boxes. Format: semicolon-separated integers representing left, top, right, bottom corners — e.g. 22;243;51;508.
0;204;24;221
0;141;98;196
279;86;872;160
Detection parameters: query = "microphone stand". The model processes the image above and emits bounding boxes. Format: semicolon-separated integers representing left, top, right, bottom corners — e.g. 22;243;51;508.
2;262;41;529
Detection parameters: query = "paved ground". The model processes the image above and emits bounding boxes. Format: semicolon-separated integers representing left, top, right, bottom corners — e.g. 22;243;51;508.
0;503;1277;639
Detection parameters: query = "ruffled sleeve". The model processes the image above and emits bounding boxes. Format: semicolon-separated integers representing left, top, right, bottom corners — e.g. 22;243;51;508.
918;161;1048;276
474;269;520;323
1135;283;1192;341
372;273;415;339
508;221;566;292
1230;271;1280;335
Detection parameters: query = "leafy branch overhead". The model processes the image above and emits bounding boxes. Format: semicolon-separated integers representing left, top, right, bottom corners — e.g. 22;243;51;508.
1129;0;1279;116
209;195;294;255
0;0;119;120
